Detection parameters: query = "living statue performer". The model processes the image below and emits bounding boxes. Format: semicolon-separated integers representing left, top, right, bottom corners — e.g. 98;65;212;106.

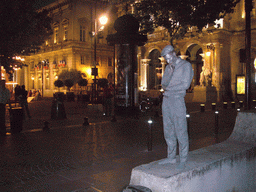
159;45;194;170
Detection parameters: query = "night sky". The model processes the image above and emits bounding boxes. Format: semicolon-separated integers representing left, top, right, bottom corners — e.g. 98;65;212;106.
34;0;57;9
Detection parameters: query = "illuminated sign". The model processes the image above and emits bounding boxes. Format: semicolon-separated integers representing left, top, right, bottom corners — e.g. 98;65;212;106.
236;75;245;95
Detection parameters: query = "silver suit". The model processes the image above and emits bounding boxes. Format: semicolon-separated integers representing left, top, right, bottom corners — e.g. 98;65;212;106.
162;57;193;163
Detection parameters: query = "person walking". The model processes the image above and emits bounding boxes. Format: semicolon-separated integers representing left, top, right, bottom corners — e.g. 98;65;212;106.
0;80;11;136
19;85;31;119
158;45;193;170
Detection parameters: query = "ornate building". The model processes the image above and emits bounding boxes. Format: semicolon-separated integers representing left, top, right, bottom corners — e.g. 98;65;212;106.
22;0;116;97
15;0;256;102
118;0;256;102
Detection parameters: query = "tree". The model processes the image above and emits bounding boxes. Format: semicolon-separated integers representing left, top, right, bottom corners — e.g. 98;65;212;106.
54;80;64;92
132;0;240;44
64;79;74;92
0;0;52;78
58;69;84;85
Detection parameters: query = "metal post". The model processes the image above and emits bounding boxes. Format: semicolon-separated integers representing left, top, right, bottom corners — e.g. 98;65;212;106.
215;111;219;136
212;103;216;111
245;0;252;110
42;61;44;97
200;103;205;112
186;113;190;138
147;117;153;151
223;102;228;109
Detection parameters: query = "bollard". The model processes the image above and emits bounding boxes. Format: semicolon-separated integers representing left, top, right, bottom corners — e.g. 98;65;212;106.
147;117;153;151
51;97;67;120
223;102;228;109
214;111;219;136
43;121;50;131
83;117;89;126
200;104;205;112
253;100;256;109
9;107;23;134
239;101;243;108
231;101;236;109
212;103;216;111
186;113;190;137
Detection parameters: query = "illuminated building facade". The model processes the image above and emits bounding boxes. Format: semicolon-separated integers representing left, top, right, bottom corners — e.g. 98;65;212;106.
12;0;256;102
116;0;256;102
23;0;115;97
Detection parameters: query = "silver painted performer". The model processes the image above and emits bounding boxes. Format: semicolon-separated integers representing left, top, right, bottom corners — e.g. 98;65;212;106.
159;45;193;169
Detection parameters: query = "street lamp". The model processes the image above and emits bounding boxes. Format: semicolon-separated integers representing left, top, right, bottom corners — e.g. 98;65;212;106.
91;15;108;104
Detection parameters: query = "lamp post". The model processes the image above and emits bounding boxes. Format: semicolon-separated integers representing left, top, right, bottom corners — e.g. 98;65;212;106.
91;15;108;104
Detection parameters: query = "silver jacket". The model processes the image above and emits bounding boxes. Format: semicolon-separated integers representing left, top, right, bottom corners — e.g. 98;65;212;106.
162;57;193;97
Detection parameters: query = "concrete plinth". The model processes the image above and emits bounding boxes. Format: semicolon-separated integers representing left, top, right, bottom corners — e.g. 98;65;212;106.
129;112;256;192
192;86;217;103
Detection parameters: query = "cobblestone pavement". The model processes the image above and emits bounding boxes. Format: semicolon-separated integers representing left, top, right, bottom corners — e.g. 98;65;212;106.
0;98;238;191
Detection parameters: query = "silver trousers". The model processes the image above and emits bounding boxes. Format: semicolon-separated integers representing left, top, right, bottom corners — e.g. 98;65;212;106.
162;95;189;163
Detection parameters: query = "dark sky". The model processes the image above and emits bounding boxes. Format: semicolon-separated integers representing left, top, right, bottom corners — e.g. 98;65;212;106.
34;0;57;9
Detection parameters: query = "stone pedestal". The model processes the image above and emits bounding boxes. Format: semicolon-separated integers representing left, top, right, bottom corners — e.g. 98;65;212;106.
192;86;217;103
129;112;256;191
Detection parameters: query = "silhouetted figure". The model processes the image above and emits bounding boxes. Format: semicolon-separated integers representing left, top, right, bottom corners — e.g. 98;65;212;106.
103;83;114;116
19;85;31;119
0;80;11;136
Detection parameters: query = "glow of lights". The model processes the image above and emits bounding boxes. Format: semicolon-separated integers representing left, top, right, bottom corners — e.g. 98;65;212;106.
6;82;18;85
139;86;147;91
99;16;108;25
31;77;34;80
186;114;190;118
13;56;25;61
206;52;211;56
215;111;219;114
148;119;153;124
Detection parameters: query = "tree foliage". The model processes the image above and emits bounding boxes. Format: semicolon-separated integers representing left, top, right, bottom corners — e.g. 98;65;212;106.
132;0;240;43
78;79;88;87
58;69;83;84
0;0;52;76
54;80;64;92
64;79;74;91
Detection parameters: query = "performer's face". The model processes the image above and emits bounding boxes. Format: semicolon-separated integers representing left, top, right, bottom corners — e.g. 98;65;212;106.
164;51;176;64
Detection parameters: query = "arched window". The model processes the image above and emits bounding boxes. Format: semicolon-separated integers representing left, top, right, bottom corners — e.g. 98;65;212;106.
148;49;161;90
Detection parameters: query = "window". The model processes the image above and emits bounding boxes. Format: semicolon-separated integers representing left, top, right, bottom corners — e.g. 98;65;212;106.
46;73;50;89
63;25;68;40
96;56;100;65
81;55;85;65
54;27;59;43
80;26;86;42
30;61;35;70
108;57;113;66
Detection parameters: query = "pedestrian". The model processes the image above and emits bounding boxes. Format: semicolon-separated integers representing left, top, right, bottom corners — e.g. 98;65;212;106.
103;83;114;116
0;80;11;136
28;90;32;97
14;85;21;104
19;85;31;119
158;45;194;170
